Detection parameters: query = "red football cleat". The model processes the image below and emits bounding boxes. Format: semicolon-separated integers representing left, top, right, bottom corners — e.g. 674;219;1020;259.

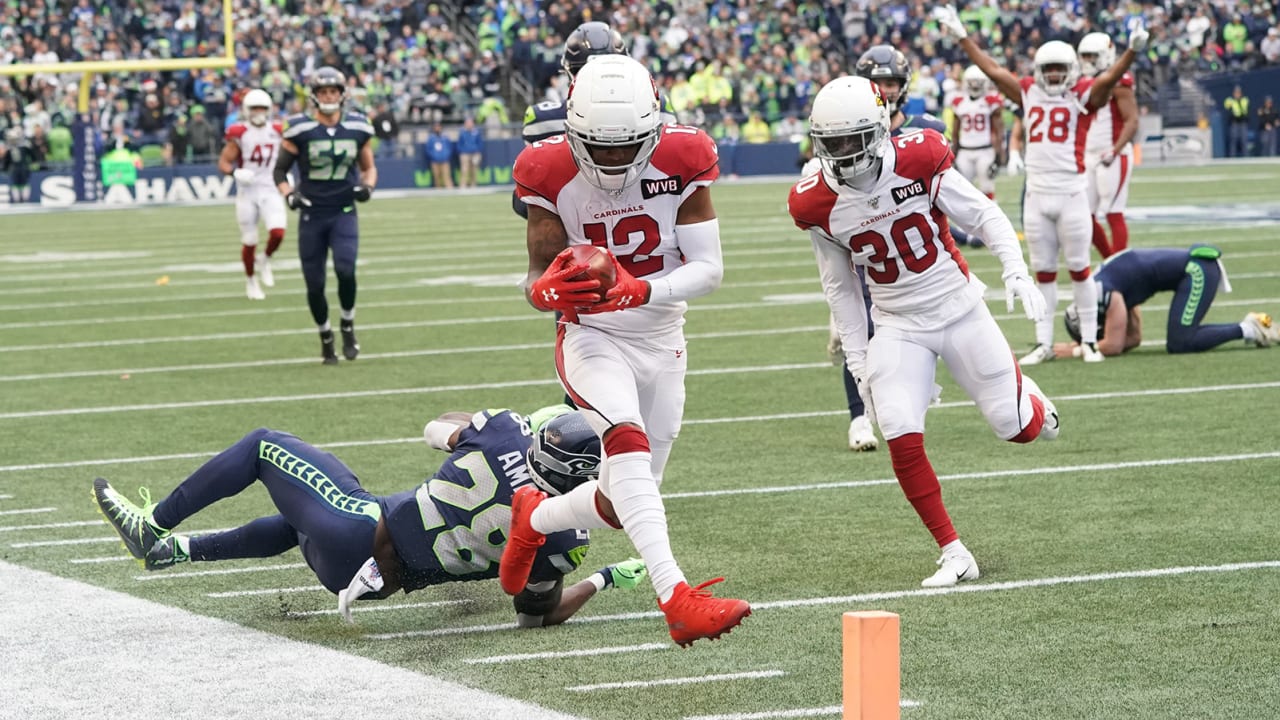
659;578;751;648
499;486;548;595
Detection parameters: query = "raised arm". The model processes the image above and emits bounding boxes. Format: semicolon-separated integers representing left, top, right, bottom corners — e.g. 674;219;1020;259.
936;6;1023;105
1088;24;1149;110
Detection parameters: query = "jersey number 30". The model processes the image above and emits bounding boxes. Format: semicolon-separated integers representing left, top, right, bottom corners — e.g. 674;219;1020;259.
848;213;943;284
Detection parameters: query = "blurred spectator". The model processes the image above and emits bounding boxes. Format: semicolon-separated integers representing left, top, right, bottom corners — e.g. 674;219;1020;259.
1224;85;1251;157
2;127;35;201
1262;27;1280;65
371;102;401;158
135;93;168;147
187;106;218;160
456;116;483;188
1258;96;1277;157
423;122;455;189
167;114;190;165
742;110;771;143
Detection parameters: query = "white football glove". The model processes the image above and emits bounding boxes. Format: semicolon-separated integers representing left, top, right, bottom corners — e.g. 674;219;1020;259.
1004;271;1047;322
853;374;876;426
1006;150;1025;176
337;556;384;624
232;167;255;184
1128;22;1150;53
933;5;968;39
1100;150;1117;166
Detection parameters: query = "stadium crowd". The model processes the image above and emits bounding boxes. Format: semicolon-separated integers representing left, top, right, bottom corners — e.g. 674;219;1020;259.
1;0;1278;177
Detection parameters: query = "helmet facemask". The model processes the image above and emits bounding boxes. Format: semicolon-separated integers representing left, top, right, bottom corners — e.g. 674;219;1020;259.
812;121;887;186
566;127;660;193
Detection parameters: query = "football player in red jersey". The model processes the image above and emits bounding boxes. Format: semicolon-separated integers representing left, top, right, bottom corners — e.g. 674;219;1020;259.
937;5;1149;366
1078;32;1139;259
501;55;750;648
788;76;1059;588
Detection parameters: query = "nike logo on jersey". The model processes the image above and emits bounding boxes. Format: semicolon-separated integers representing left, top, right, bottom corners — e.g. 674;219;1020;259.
891;180;927;205
641;175;683;199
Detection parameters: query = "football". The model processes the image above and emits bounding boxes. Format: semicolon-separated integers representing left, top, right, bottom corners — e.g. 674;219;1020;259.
564;244;617;293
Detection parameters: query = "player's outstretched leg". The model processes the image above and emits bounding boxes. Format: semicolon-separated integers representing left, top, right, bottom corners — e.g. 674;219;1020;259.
92;478;169;563
499;485;548;595
658;577;751;648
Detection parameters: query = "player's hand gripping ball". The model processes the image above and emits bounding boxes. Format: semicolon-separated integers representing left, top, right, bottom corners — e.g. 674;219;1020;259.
564;245;617;295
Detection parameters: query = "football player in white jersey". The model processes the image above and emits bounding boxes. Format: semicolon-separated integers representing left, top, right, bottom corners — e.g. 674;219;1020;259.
949;65;1004;202
501;56;750;647
218;89;287;300
937;5;1148;366
788;77;1059;588
1079;32;1139;259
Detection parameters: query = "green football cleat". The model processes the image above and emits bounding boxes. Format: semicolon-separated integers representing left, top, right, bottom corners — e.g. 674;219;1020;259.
145;536;190;571
92;478;167;562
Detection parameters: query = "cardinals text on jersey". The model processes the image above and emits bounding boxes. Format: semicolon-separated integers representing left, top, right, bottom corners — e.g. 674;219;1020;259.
788;129;985;330
951;93;1002;149
1018;76;1095;193
514;125;719;339
1085;72;1134;154
226;121;283;190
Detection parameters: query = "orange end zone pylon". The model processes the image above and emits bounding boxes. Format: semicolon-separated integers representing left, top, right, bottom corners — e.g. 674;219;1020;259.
842;610;900;720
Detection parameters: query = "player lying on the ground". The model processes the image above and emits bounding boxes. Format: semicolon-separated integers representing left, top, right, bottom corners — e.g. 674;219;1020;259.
1057;245;1279;356
93;406;646;626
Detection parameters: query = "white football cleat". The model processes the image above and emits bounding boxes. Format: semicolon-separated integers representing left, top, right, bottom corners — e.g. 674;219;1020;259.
922;544;980;588
848;415;878;452
245;276;265;300
1244;312;1278;348
1080;342;1105;363
1019;343;1054;366
257;254;275;287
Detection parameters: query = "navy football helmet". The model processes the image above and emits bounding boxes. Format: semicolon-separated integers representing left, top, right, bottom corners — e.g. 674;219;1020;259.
1064;289;1111;343
854;45;911;114
561;22;628;78
527;411;601;496
309;66;346;115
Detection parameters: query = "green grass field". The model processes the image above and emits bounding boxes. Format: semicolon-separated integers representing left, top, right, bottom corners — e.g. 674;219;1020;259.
4;163;1280;719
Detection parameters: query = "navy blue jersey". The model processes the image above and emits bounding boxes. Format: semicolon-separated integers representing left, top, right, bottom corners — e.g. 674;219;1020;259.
521;93;678;144
1097;248;1198;309
896;112;949;137
282;111;374;207
378;409;589;593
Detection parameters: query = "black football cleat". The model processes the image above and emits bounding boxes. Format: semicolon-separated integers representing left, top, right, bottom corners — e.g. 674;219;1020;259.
320;330;339;365
340;321;359;361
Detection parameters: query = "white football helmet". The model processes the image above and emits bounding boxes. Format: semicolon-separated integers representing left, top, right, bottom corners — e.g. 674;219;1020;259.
1077;32;1116;77
962;65;990;99
564;55;661;193
1033;41;1080;96
243;88;273;127
808;76;890;186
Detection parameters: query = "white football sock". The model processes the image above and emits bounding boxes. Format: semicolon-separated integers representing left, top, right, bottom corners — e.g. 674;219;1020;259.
604;452;685;602
1036;282;1057;347
1072;278;1099;343
530;481;615;533
1241;320;1258;341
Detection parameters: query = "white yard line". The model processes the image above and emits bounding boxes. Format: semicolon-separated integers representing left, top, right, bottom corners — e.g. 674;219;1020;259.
0;520;102;533
205;584;325;598
132;562;308;581
287;599;473;618
685;703;922;720
366;560;1280;640
465;642;669;665
0;506;55;516
567;670;786;692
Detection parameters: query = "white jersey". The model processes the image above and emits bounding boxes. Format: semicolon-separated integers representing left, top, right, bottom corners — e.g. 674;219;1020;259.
789;129;991;332
514;125;720;340
225;120;283;191
951;93;1003;149
1085;72;1135;155
1019;76;1095;194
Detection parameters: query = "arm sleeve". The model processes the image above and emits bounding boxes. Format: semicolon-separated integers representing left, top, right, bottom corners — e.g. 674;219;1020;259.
934;168;1029;279
646;218;724;304
811;231;869;377
273;146;297;186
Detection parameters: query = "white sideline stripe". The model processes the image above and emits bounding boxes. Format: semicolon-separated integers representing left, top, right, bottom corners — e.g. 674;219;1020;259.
206;584;325;598
0;506;55;516
0;519;102;533
0;559;585;720
133;562;308;581
685;703;922;720
0;325;829;383
0;362;827;420
4;383;1278;472
287;599;473;617
465;642;669;665
368;560;1280;640
12;527;231;548
0;494;13;499
567;670;786;692
68;555;135;563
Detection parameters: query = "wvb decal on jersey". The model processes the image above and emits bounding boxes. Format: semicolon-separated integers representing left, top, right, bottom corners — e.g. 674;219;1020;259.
641;175;683;199
891;180;927;205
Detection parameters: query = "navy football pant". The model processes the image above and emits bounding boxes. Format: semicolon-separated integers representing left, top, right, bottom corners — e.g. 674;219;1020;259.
1165;258;1244;353
298;210;359;326
150;428;381;593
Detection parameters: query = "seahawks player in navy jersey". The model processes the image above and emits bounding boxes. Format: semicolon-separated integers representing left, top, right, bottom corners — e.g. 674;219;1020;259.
92;407;647;627
1058;246;1279;357
274;67;377;365
513;21;678;218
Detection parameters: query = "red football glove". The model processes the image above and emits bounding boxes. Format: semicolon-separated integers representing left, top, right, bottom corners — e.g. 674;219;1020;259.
586;257;651;313
529;249;602;314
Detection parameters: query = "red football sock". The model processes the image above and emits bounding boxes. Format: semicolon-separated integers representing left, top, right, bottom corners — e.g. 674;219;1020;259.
1091;218;1111;258
887;433;957;547
1009;393;1046;443
240;245;255;276
266;228;285;257
1106;213;1128;254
